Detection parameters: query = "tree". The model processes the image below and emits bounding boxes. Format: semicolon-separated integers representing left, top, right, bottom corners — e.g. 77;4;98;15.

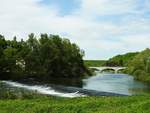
0;33;90;81
126;48;150;83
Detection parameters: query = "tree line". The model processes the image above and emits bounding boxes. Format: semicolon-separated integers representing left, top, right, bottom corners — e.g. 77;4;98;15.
105;52;139;67
0;33;90;80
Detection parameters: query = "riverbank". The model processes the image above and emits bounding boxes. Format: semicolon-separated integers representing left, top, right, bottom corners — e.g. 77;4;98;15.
0;95;150;113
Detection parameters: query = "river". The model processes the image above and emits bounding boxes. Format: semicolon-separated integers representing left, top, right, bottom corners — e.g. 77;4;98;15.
83;73;149;95
0;72;150;98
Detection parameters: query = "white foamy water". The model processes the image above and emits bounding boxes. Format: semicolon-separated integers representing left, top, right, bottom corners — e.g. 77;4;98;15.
2;81;86;98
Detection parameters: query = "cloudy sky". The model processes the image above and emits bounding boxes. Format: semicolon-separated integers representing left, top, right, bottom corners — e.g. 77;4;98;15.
1;0;150;59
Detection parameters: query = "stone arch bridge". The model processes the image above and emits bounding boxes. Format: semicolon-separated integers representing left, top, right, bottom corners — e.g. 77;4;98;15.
90;67;126;73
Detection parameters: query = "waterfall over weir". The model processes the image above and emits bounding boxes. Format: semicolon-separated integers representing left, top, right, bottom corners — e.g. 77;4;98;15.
2;80;128;98
2;81;86;98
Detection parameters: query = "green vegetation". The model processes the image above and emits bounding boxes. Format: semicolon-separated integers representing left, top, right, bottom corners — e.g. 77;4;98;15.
104;48;150;83
105;52;139;66
125;48;150;83
0;95;150;113
84;60;106;67
0;34;90;81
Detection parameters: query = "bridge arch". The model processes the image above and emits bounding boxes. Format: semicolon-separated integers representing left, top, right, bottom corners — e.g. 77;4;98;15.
101;68;115;73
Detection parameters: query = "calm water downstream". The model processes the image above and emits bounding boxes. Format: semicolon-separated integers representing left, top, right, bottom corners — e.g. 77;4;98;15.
1;72;150;97
83;73;149;95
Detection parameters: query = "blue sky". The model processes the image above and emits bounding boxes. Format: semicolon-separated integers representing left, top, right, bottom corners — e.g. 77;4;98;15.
41;0;80;15
0;0;150;59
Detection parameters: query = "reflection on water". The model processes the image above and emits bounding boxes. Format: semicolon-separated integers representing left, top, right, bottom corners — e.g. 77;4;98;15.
83;73;150;95
17;77;83;88
43;77;83;87
44;73;150;95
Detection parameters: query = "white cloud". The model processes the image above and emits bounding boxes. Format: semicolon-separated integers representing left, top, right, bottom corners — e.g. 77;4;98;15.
121;34;150;50
0;0;150;59
79;0;137;16
0;0;58;38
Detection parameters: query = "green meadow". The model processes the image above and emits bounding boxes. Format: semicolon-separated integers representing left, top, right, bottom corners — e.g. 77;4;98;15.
0;95;150;113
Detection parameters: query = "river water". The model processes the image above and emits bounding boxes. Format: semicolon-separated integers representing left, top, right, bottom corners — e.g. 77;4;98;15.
83;73;149;95
1;72;150;97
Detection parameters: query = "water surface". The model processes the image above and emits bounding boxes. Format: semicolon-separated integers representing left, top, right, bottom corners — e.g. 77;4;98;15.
1;72;150;97
83;73;149;95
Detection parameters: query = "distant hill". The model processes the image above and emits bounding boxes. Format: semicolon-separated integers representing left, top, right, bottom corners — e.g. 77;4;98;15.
84;60;106;67
104;52;139;67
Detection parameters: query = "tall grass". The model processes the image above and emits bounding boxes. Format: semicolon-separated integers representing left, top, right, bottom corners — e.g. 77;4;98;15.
0;95;150;113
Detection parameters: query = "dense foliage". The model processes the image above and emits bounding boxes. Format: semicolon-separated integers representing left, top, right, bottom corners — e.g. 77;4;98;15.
125;48;150;83
105;52;139;66
0;34;89;80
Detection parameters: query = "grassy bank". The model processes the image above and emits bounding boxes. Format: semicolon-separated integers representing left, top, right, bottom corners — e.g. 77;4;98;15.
0;95;150;113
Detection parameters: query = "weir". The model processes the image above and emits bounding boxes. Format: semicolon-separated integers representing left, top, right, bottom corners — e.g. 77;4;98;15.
2;81;127;98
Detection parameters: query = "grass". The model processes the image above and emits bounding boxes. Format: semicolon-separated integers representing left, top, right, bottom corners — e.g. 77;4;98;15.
0;95;150;113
